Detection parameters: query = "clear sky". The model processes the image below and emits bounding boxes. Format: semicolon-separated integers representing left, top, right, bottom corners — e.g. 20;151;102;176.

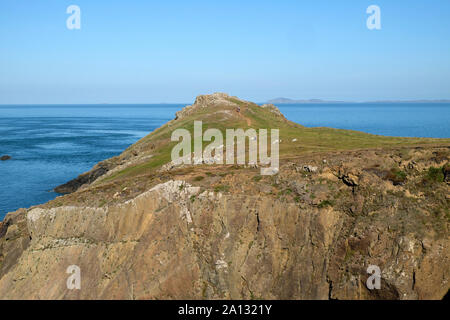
1;0;450;104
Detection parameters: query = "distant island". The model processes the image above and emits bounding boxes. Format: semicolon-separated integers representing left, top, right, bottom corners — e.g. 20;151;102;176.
267;98;450;104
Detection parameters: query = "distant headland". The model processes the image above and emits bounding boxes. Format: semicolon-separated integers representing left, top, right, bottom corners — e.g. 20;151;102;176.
267;98;450;104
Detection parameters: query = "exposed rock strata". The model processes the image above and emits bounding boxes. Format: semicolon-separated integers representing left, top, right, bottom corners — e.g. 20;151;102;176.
0;148;448;299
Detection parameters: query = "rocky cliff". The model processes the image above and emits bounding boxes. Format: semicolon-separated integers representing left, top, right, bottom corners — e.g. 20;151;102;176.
0;93;448;299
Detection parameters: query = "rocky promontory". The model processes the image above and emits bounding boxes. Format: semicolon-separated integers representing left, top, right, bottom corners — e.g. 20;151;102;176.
0;93;448;300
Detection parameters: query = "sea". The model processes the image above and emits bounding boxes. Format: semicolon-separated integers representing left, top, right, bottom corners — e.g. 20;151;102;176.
1;103;449;219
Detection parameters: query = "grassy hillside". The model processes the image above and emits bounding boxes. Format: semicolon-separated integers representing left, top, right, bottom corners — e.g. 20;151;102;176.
99;94;448;183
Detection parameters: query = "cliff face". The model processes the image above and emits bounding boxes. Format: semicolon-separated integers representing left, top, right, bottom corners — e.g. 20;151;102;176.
0;93;448;299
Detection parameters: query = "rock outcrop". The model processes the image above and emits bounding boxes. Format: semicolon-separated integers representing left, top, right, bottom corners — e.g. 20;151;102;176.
175;93;242;120
260;104;284;117
54;161;112;194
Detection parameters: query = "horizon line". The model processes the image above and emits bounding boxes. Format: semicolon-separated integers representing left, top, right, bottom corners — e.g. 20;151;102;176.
1;98;450;106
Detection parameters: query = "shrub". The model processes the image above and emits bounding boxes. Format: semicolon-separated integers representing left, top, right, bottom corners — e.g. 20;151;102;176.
214;185;230;192
424;166;444;183
252;175;262;182
386;168;407;185
318;200;334;208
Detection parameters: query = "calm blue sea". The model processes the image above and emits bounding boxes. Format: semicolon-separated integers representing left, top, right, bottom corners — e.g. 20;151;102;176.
0;103;449;219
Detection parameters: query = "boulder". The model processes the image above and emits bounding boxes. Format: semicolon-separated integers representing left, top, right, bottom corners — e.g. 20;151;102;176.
342;173;359;187
303;165;318;173
443;163;450;184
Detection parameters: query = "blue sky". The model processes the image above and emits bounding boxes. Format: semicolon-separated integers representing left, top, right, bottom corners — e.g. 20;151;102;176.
1;0;450;104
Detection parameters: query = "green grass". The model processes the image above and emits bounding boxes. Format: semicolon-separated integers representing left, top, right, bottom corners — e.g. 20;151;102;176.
318;200;334;208
214;185;230;193
252;175;262;182
95;96;450;185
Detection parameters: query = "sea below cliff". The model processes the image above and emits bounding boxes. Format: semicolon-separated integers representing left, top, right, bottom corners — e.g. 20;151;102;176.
1;102;449;219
